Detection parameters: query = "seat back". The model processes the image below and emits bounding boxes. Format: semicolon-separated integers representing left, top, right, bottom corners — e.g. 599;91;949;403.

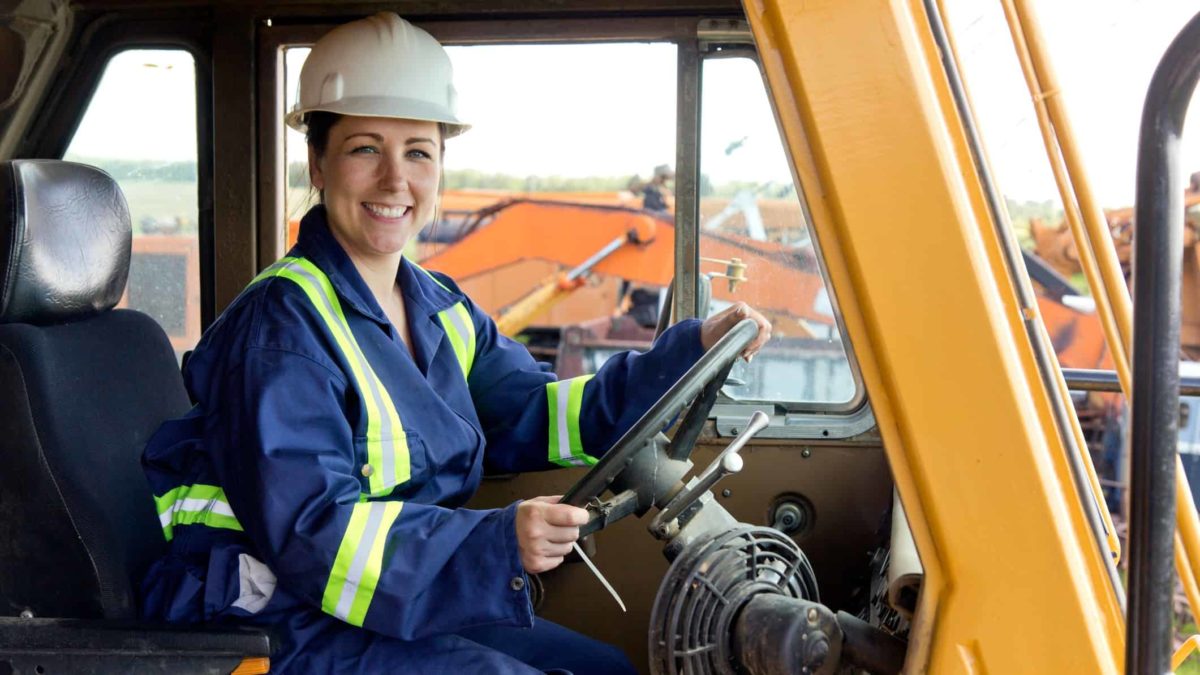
0;160;190;620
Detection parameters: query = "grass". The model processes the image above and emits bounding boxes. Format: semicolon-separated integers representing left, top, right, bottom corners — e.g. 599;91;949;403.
112;179;198;235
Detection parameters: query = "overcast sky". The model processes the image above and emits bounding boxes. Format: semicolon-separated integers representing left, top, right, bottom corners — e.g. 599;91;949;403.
67;1;1200;208
945;0;1200;205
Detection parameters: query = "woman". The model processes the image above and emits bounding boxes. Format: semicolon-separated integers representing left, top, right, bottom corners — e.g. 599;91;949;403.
140;12;770;674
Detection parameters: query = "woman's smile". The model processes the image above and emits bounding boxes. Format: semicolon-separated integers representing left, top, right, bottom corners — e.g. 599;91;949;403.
362;202;413;221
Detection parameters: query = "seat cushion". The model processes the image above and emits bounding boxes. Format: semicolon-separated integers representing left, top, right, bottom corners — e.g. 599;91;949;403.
0;309;189;619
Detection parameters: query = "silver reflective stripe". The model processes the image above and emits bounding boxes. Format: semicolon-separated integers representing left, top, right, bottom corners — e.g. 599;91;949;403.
442;307;472;352
334;502;388;621
278;261;399;485
555;382;587;467
158;497;236;528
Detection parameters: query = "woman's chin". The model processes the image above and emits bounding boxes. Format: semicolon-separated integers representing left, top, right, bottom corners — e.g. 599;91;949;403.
365;236;411;258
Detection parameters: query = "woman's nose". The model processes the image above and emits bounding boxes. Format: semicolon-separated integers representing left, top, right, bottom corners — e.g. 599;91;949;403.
377;155;408;191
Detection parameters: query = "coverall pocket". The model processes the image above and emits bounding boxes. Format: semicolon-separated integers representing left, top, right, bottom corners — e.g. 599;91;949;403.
354;430;428;498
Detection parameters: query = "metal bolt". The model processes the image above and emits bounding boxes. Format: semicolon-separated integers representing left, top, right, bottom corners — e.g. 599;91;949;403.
721;489;732;498
19;609;33;619
801;448;812;458
807;607;819;624
730;428;738;435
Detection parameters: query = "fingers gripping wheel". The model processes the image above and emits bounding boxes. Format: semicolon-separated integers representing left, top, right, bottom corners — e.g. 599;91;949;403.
560;319;760;533
649;526;819;675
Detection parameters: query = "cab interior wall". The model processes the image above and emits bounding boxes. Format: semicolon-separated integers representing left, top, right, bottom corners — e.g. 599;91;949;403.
0;1;896;671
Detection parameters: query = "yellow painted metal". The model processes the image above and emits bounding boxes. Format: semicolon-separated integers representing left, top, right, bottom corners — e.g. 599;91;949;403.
1178;531;1200;639
1006;0;1134;360
495;277;571;336
997;0;1132;395
1173;635;1200;672
934;0;1121;567
745;0;1124;671
1006;0;1200;624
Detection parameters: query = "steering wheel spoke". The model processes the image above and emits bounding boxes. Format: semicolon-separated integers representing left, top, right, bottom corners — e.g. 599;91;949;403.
560;318;761;534
667;359;736;461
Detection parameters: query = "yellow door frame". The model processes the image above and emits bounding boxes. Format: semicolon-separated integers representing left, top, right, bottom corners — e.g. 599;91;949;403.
745;0;1126;671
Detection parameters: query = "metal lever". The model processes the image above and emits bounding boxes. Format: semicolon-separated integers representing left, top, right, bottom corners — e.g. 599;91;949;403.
651;411;770;535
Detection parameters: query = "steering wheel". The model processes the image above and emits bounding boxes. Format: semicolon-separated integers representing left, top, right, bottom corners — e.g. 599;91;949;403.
561;318;760;535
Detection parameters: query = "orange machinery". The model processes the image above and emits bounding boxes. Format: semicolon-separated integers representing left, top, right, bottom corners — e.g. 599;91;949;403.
284;187;1119;372
1031;181;1200;359
419;199;832;338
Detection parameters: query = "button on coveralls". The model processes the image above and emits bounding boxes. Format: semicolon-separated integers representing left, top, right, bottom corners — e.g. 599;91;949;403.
140;206;704;673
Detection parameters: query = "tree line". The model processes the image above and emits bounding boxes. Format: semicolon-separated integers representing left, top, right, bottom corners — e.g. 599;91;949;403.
65;159;1069;217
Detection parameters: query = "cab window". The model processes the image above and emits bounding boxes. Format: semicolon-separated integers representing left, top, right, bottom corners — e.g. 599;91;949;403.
63;48;201;359
276;30;864;430
699;53;858;407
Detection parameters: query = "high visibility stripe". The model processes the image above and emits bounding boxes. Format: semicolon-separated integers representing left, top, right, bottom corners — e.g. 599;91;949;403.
546;375;596;468
154;484;243;541
321;501;403;626
413;264;475;378
253;257;410;496
438;303;475;377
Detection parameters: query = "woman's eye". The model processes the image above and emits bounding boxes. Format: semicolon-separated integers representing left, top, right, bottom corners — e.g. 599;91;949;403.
350;145;379;155
407;148;432;160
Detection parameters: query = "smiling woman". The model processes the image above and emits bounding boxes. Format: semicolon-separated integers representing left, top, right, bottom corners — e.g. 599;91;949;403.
307;116;441;266
136;11;768;675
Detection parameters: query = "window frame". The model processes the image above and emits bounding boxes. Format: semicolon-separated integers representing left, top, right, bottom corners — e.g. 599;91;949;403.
259;15;872;439
697;26;870;425
21;14;216;332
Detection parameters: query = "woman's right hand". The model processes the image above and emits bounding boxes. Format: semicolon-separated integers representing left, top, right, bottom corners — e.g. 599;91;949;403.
516;496;589;573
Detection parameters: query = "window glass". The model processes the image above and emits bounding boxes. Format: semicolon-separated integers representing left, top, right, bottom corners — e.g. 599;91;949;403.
941;0;1200;371
942;1;1200;524
284;42;677;377
699;55;857;406
64;49;200;359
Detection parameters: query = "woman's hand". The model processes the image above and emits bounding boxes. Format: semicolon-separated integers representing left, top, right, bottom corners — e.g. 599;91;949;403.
699;302;772;360
516;496;589;574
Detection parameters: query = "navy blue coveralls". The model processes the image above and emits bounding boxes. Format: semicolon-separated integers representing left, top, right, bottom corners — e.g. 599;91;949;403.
140;206;703;673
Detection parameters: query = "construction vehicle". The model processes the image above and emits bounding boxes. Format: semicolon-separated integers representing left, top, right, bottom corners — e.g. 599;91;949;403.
1;1;1200;674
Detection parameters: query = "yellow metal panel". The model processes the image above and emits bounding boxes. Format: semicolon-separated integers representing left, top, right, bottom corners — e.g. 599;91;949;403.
744;0;1125;671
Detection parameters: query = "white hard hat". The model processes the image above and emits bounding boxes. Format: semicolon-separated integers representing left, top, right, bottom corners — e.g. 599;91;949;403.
285;12;469;137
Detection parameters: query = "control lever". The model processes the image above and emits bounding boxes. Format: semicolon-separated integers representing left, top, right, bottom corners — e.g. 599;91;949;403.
651;411;770;536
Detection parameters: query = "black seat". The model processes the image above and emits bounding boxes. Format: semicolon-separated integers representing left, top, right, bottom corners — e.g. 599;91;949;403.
0;160;268;673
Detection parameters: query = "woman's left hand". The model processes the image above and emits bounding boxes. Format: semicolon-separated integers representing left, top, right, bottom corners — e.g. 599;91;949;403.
699;302;772;360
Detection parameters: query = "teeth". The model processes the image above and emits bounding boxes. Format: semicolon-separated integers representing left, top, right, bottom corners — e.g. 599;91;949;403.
364;203;410;218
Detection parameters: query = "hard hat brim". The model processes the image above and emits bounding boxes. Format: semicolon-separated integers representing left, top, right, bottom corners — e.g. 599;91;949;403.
285;95;470;138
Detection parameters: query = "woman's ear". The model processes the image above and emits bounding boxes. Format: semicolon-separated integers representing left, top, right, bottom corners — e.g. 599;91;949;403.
307;144;325;190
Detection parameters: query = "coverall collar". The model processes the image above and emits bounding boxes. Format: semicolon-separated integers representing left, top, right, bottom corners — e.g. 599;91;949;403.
295;206;463;326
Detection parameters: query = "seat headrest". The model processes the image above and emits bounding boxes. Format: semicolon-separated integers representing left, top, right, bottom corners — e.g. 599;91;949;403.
0;160;131;324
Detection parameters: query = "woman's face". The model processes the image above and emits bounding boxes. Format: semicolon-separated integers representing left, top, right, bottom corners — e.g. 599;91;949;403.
310;115;441;264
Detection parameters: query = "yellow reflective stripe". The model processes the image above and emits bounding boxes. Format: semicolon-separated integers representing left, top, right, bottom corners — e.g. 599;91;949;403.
154;484;243;541
414;264;475;379
321;501;403;626
413;263;451;291
252;257;409;495
453;303;476;374
438;303;476;378
546;375;596;467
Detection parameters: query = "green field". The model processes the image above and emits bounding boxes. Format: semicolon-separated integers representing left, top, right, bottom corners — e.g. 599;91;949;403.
111;179;198;235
